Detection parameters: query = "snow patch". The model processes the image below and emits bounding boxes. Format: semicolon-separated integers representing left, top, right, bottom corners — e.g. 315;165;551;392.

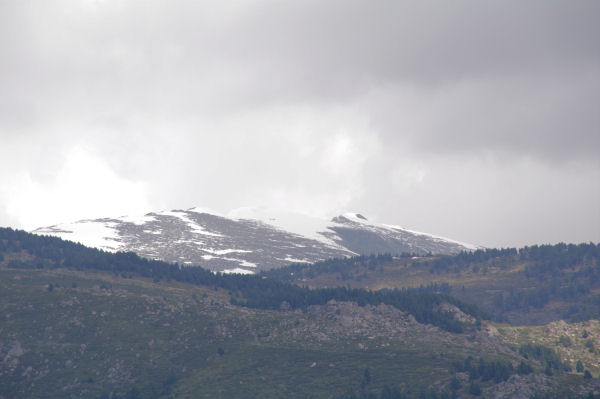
33;220;121;252
341;213;370;224
204;248;252;255
159;210;223;237
173;239;198;244
227;206;344;248
202;254;256;267
222;258;257;268
334;212;478;251
383;224;479;251
238;259;257;268
118;213;156;225
220;268;255;275
283;256;311;264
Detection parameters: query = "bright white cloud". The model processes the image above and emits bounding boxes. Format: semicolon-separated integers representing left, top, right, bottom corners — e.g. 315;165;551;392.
2;146;151;229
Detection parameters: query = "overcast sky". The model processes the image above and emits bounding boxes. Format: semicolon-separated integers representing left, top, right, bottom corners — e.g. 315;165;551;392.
1;0;598;248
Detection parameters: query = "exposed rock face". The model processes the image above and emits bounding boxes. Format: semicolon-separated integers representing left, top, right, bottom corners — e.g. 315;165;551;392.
33;208;478;273
306;300;419;338
486;374;551;399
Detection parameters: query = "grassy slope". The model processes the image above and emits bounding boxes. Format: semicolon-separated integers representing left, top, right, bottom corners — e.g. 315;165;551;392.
1;267;598;398
494;320;600;378
1;232;598;398
0;267;448;398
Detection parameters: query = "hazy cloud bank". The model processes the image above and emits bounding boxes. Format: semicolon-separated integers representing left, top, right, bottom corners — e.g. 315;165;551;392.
1;0;598;247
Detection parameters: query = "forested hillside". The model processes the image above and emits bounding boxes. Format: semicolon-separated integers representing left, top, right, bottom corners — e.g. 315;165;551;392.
0;228;484;333
264;243;600;325
1;228;599;398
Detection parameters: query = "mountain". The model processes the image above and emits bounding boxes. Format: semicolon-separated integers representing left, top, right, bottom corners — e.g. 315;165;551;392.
1;228;598;398
32;207;478;273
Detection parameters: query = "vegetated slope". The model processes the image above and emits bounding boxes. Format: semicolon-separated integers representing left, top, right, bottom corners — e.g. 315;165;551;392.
264;243;600;325
4;267;596;399
1;246;599;397
0;227;484;333
31;208;478;273
495;319;600;382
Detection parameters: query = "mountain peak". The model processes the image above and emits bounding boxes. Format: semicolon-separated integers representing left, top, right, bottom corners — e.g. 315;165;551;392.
332;213;370;224
33;206;478;274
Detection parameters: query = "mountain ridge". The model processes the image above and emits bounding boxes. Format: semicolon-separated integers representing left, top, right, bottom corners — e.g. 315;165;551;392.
32;207;479;273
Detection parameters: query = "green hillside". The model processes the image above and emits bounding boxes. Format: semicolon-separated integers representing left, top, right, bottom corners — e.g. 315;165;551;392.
1;229;599;398
265;244;600;325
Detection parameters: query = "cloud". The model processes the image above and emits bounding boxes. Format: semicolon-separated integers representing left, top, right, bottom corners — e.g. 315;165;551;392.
362;71;600;162
2;0;597;163
0;0;598;246
356;154;600;247
1;147;151;229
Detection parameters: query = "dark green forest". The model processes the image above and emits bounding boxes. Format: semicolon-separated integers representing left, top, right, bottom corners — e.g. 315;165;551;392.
265;243;600;323
0;227;485;333
264;253;395;282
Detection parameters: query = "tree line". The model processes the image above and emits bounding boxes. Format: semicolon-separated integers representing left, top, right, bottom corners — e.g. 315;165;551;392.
0;228;485;333
264;254;394;282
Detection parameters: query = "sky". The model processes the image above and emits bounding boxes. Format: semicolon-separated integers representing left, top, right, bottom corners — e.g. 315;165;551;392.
0;0;599;248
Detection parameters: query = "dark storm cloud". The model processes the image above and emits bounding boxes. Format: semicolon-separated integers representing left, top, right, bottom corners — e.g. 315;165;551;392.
218;0;600;161
229;1;598;88
0;0;598;246
3;1;598;143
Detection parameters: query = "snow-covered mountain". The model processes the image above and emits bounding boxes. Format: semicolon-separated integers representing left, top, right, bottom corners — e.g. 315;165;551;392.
32;207;478;274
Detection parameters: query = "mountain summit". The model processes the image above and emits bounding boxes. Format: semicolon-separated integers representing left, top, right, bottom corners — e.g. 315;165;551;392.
33;207;478;273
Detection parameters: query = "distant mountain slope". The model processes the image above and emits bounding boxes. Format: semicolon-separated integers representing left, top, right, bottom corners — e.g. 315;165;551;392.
32;207;478;273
